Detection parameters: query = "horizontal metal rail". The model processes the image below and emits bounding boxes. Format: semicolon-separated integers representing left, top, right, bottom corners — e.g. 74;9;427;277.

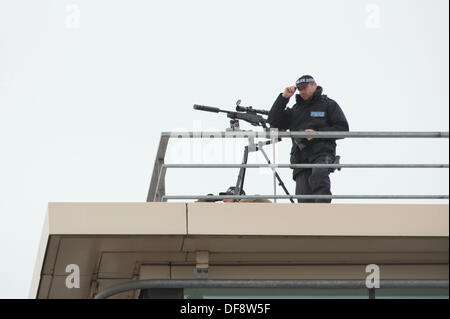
163;195;449;200
94;279;449;299
163;164;449;169
163;131;449;138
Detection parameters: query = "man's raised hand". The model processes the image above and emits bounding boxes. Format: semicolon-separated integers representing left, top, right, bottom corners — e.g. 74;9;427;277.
282;86;297;99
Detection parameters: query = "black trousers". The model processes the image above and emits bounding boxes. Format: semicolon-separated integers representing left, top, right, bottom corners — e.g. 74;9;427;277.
295;154;335;203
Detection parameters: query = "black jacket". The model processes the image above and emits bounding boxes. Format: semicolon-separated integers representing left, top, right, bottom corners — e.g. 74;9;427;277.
267;86;349;180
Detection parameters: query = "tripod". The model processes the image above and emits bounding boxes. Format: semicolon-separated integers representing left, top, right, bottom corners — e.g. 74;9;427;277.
233;134;295;203
193;100;294;203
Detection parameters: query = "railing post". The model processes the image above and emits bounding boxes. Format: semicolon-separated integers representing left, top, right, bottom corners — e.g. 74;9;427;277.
147;135;169;202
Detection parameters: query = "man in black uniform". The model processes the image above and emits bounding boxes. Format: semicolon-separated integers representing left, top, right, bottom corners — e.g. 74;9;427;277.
268;75;349;203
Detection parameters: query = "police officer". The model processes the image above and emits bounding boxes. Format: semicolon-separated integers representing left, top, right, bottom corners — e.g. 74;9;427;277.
268;75;349;203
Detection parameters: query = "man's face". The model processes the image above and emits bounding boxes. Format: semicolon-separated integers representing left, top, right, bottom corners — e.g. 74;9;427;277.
297;82;317;101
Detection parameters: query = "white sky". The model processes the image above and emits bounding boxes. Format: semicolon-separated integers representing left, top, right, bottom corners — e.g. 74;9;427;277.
0;0;448;298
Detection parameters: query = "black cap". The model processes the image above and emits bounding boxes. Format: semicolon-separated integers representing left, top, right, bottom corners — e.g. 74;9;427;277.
296;75;315;88
219;186;246;196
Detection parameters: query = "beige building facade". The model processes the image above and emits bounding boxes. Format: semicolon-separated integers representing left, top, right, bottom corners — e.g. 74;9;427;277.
30;202;449;299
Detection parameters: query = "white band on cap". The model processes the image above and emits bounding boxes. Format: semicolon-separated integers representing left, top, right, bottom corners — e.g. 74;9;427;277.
296;78;315;86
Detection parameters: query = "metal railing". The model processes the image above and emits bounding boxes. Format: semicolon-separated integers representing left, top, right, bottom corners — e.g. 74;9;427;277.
147;131;449;202
94;279;449;299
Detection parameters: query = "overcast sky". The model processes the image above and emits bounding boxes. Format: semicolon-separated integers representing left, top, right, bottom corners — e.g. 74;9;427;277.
0;0;448;298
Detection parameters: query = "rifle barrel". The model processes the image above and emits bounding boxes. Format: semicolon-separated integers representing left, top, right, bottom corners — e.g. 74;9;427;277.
193;104;222;113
